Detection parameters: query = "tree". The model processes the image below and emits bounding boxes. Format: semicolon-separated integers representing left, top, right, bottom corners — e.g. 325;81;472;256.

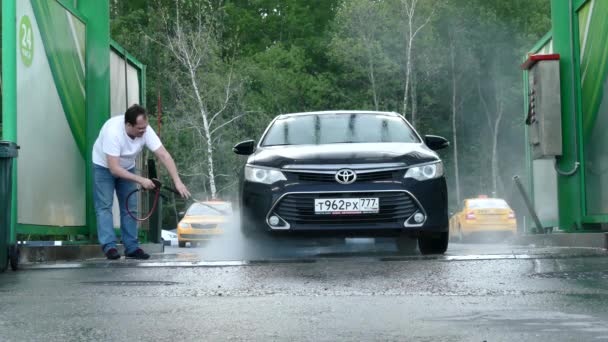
150;0;243;199
399;0;434;127
330;0;394;111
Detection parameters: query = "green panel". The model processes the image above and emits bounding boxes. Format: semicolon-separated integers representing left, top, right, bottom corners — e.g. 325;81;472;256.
3;0;18;244
578;0;608;216
17;224;88;236
583;215;608;224
574;0;590;11
78;0;110;241
577;2;591;47
110;40;146;72
528;31;552;54
110;40;147;106
31;0;87;158
579;0;608;136
551;0;584;231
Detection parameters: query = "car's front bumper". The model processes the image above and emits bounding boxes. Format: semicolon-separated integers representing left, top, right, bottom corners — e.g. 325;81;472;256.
177;227;224;241
241;177;448;237
460;223;517;236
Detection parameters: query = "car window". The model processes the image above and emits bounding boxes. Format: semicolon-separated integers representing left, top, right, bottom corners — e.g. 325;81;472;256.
186;203;231;216
467;199;510;209
261;113;420;146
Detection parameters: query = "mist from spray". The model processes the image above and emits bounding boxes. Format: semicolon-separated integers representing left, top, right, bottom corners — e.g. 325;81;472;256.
431;2;551;244
172;208;421;261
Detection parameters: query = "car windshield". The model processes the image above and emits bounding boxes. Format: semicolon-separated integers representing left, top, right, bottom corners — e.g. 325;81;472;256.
186;202;232;216
261;113;420;146
467;199;510;209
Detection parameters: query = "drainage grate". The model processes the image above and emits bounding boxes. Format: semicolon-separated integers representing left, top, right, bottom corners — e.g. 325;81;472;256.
81;280;180;286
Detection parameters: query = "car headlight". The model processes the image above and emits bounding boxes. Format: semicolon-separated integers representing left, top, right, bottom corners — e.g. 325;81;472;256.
179;223;189;229
404;162;444;181
245;165;286;184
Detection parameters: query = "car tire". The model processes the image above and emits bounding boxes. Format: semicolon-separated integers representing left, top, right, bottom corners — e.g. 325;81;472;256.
178;241;186;248
9;245;19;271
418;232;449;255
240;211;267;240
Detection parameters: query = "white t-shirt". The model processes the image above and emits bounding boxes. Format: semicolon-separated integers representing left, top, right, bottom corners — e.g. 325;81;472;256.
92;115;162;170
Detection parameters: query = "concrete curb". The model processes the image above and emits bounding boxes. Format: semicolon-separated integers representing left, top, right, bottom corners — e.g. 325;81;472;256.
512;232;608;249
18;244;164;263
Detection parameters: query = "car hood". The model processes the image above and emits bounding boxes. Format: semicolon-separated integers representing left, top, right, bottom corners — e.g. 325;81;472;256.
248;143;438;169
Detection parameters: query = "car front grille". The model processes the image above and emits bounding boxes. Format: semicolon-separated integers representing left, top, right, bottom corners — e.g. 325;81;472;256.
292;170;395;183
273;192;418;225
179;234;211;239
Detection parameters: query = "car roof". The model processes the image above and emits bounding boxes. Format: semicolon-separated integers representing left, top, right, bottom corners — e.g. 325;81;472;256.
277;110;402;119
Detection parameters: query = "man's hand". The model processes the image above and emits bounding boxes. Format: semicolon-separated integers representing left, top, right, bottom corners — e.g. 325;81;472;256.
174;181;191;199
140;178;156;190
153;147;191;199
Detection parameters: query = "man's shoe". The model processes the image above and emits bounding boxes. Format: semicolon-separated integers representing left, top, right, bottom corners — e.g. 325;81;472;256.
105;248;121;260
125;248;150;260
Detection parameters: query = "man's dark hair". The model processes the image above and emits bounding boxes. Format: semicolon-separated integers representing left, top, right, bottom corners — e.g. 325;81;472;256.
124;104;148;125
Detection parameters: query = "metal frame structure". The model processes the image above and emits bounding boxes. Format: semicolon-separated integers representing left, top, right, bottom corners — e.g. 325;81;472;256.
2;0;148;244
523;0;608;232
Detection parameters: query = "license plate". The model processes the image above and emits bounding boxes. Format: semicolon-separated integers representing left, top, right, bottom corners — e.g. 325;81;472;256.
314;198;379;215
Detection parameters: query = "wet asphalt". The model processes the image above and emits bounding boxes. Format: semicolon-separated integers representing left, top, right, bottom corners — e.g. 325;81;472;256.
1;236;607;342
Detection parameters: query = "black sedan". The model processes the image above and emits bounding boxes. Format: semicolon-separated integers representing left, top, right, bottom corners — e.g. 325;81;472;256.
233;111;450;254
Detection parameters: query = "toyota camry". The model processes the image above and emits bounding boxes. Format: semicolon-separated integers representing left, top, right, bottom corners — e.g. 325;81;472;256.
233;111;450;254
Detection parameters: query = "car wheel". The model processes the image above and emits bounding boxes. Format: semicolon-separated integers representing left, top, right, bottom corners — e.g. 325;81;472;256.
0;248;8;273
395;235;417;254
240;212;267;240
178;241;186;248
418;232;449;255
9;246;19;271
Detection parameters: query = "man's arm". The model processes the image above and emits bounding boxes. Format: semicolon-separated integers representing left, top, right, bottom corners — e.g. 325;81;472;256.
153;146;191;198
107;155;156;190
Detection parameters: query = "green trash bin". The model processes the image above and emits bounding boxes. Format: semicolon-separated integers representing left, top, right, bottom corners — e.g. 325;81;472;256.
0;141;19;272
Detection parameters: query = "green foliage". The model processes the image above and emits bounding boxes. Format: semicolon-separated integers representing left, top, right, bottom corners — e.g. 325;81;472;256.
110;0;551;224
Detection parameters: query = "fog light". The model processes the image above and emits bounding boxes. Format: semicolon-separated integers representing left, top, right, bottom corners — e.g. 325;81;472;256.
413;213;425;223
269;216;280;226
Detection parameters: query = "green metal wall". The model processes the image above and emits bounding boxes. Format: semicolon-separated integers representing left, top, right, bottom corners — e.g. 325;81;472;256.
1;0;143;243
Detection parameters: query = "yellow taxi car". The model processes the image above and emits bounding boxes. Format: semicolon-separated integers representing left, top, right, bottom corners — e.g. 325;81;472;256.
449;197;516;241
177;200;232;247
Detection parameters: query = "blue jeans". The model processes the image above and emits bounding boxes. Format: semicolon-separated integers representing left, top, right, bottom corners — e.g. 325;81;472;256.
93;164;140;254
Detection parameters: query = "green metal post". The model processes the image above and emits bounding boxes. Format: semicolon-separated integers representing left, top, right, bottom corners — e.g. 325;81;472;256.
550;0;584;231
3;0;18;244
77;0;110;242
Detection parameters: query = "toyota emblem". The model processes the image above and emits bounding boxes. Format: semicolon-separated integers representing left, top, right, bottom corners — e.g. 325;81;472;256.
335;169;357;184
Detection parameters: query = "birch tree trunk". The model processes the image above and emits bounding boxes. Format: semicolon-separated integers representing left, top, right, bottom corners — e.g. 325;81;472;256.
449;41;461;205
365;40;379;111
491;98;504;197
186;65;218;197
478;72;504;197
153;0;242;199
410;67;418;127
400;0;432;121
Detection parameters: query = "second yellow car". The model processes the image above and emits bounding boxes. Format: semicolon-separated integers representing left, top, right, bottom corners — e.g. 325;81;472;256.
449;197;516;241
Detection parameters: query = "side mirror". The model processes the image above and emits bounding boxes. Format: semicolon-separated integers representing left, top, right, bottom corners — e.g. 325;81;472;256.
424;135;449;151
233;140;256;155
178;211;185;218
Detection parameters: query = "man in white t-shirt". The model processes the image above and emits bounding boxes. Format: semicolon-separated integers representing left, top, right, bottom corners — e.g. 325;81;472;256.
92;104;191;259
